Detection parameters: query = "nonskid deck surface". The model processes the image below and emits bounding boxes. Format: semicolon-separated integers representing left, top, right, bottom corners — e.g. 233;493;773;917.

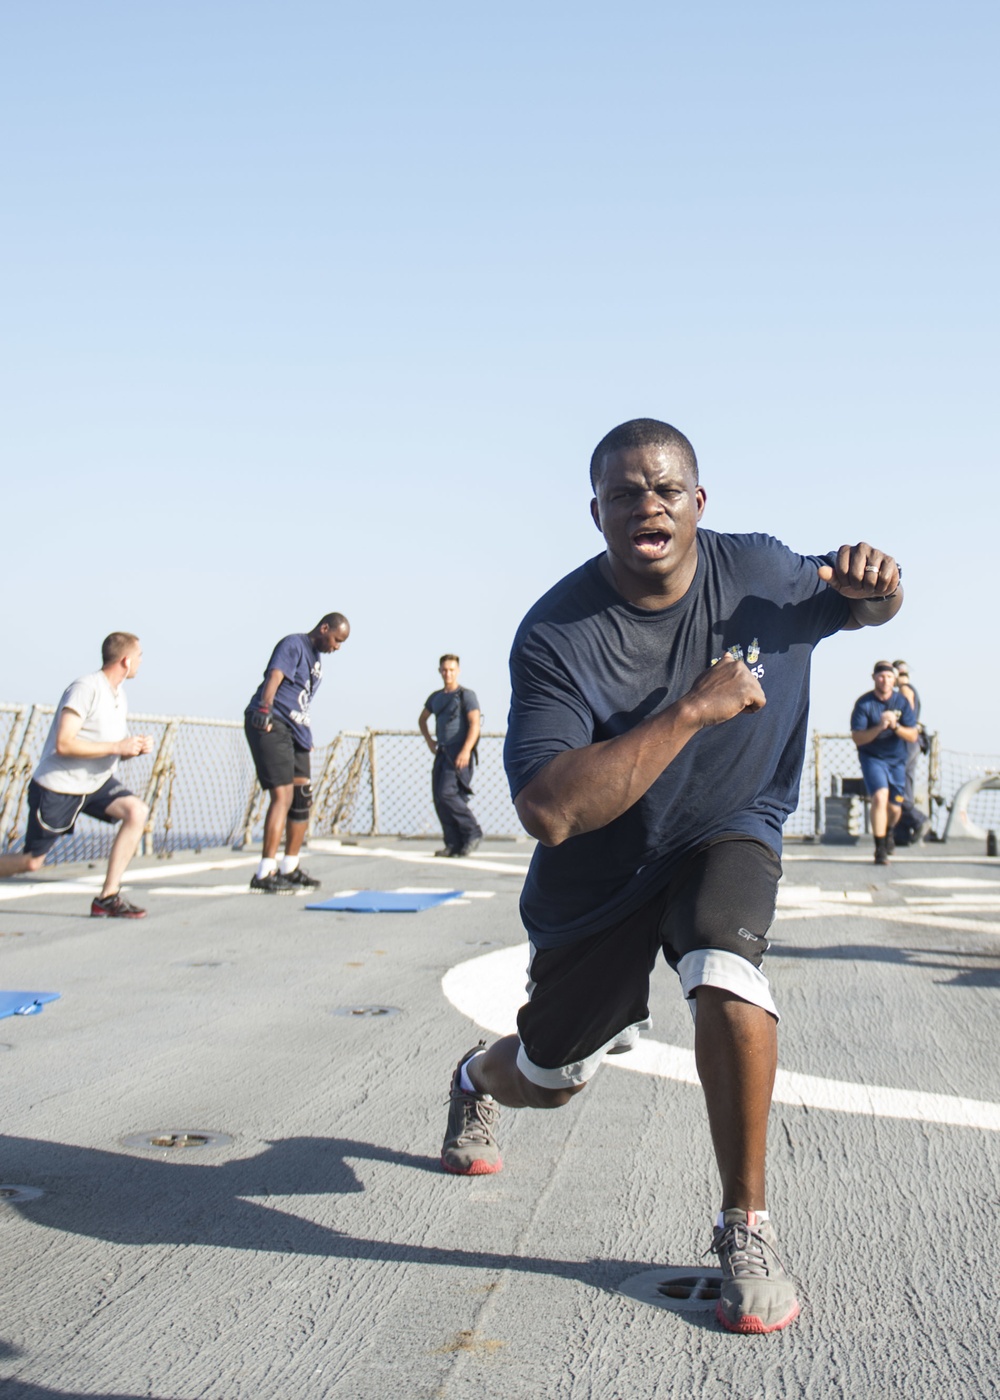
0;837;996;1399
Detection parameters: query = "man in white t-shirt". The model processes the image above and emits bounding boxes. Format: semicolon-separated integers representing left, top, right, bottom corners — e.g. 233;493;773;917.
0;632;153;917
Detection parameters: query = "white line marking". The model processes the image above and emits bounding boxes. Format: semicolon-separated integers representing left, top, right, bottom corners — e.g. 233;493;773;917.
0;856;261;901
393;887;494;898
0;880;102;900
148;884;287;898
904;895;1000;907
779;885;872;905
307;840;528;876
442;944;1000;1132
893;878;1000;889
783;852;1000;865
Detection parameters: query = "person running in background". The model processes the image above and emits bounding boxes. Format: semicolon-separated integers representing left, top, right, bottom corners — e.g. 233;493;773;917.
440;417;904;1336
419;655;482;858
0;632;152;917
244;614;350;893
891;659;931;845
851;661;919;863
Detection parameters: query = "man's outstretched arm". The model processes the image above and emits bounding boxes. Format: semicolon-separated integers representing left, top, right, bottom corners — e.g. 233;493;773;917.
818;542;903;630
514;654;765;848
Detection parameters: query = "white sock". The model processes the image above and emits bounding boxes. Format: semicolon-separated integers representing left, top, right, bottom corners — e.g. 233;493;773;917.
257;857;278;879
717;1208;769;1228
459;1050;486;1094
280;855;299;875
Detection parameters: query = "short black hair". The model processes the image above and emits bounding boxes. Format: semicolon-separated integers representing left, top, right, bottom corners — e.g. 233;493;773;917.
317;612;349;632
589;418;698;492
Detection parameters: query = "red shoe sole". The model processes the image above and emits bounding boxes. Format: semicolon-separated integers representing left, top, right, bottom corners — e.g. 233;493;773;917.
440;1154;503;1176
716;1300;800;1334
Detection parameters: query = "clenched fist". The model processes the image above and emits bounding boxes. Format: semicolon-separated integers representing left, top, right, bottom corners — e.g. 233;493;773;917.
679;653;766;731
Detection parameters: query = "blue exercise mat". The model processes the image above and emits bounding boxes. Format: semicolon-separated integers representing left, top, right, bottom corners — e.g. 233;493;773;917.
306;890;462;913
0;991;60;1020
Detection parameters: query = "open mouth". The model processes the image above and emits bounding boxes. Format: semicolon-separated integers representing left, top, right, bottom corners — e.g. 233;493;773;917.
631;529;671;559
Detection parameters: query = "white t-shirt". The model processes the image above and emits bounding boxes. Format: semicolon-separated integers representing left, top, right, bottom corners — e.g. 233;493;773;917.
33;671;128;795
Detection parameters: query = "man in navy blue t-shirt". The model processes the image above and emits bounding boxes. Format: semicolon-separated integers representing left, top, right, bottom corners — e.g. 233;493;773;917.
440;418;905;1335
850;661;918;865
418;654;483;857
244;612;350;893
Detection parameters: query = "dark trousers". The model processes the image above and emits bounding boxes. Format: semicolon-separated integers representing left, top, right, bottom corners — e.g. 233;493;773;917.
432;751;482;852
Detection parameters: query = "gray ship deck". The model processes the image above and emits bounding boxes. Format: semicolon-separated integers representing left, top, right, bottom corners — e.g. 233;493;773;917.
0;836;997;1399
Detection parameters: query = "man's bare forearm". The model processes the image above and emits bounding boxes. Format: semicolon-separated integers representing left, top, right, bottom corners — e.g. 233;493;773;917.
514;653;765;847
515;704;700;846
56;736;123;759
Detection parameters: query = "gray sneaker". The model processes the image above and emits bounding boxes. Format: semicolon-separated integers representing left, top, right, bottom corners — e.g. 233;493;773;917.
710;1209;800;1334
441;1042;503;1176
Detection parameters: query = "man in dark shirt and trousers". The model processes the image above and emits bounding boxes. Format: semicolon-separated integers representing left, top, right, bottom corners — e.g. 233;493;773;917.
439;418;904;1335
851;661;918;865
244;613;350;893
419;655;482;858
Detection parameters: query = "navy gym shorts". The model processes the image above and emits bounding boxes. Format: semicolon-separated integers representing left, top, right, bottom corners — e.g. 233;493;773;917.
24;776;136;857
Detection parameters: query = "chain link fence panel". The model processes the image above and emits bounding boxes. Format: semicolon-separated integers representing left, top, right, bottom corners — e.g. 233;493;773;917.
309;731;520;839
1;700;993;861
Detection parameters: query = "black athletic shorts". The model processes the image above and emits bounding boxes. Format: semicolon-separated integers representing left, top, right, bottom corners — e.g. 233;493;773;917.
516;835;781;1088
24;776;136;857
244;715;311;790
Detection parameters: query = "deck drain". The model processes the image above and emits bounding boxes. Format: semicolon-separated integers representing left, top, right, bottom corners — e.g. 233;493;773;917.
0;1185;44;1204
122;1129;234;1152
618;1266;723;1313
176;960;228;968
331;1004;402;1018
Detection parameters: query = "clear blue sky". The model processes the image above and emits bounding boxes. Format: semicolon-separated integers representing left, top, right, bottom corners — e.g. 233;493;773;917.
3;2;997;746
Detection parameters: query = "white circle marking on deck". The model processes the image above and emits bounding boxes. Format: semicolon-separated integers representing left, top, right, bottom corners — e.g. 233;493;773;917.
442;943;1000;1133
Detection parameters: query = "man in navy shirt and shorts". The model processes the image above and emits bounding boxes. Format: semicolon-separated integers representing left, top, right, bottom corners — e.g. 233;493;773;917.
244;613;350;893
851;661;918;865
0;632;152;917
440;418;904;1335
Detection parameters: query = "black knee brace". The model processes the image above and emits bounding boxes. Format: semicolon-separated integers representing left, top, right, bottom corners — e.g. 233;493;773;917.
290;782;312;823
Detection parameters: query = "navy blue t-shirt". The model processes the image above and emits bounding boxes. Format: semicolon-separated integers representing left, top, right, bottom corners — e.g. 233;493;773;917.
850;690;917;760
504;531;850;947
425;687;480;757
247;634;323;749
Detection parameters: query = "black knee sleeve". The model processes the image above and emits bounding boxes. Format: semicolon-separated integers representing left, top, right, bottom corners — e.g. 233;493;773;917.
289;782;312;823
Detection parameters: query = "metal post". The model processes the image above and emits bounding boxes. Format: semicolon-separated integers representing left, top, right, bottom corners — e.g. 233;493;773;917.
329;734;369;834
236;780;263;850
141;721;179;857
813;731;823;839
0;705;45;852
308;734;344;839
368;732;380;836
0;706;27;805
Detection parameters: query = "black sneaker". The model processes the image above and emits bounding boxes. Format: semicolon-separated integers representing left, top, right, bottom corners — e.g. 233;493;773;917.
455;838;481;857
281;866;321;889
434;847;457;858
249;871;297;895
441;1042;503;1176
91;892;147;919
874;845;890;866
885;829;896;856
711;1209;800;1334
